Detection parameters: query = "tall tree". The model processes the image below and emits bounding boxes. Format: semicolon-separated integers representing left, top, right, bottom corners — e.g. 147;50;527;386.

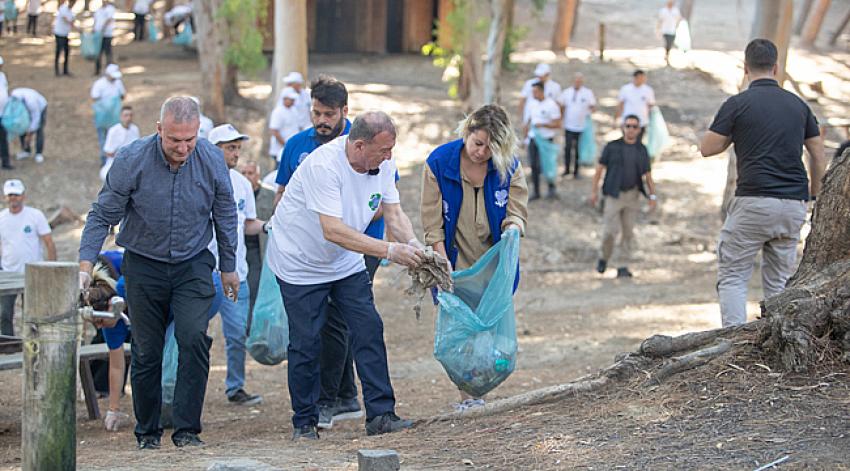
193;0;233;122
801;0;832;47
458;0;485;110
551;0;579;52
161;0;175;38
680;0;696;22
793;0;815;36
269;0;308;108
482;0;511;105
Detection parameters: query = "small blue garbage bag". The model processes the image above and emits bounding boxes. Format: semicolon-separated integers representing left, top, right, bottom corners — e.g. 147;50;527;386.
246;255;289;366
4;0;18;21
578;116;597;166
147;20;159;43
646;106;670;160
172;23;193;46
532;128;559;182
82;32;103;60
93;95;122;130
434;228;520;398
1;97;31;137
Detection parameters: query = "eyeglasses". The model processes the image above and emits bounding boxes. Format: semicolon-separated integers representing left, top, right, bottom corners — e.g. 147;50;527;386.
624;124;640;129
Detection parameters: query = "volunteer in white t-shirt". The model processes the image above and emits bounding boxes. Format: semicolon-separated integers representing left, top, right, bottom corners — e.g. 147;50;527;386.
281;72;312;130
657;0;682;65
100;105;140;181
132;0;152;41
25;0;39;35
52;0;75;76
207;124;267;406
0;57;10;170
523;81;562;200
11;87;48;163
91;63;126;163
268;87;306;161
558;72;596;178
93;0;116;76
267;111;422;440
518;63;561;124
0;179;56;335
616;70;656;137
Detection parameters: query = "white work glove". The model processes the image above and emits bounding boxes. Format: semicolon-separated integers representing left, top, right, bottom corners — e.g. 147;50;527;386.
503;223;521;235
387;242;422;268
79;271;92;291
407;237;426;251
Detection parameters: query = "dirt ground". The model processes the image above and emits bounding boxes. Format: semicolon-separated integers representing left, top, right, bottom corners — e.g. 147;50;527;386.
1;0;850;469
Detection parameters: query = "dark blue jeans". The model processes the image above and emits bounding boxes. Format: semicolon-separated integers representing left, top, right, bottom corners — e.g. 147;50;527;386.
278;269;395;428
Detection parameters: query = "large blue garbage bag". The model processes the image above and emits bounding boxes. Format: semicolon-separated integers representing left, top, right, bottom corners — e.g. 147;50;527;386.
93;95;122;130
532;128;558;182
246;255;289;365
172;23;193;46
434;228;520;398
1;97;31;137
4;0;18;21
646;106;670;160
82;32;103;60
147;20;159;43
578;116;597;166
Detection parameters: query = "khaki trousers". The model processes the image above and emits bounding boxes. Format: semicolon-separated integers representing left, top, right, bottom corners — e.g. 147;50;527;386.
717;196;807;327
600;189;642;266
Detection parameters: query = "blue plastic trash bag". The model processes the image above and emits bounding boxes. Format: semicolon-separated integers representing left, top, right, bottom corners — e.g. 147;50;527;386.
247;255;289;365
172;23;193;46
4;0;17;20
674;20;691;52
578;116;597;166
434;228;520;398
93;95;122;130
532;128;558;182
81;31;103;60
646;106;670;160
147;20;159;43
1;97;31;137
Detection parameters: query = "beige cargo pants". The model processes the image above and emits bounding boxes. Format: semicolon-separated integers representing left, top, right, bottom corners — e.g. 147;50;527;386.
717;196;807;327
601;189;642;266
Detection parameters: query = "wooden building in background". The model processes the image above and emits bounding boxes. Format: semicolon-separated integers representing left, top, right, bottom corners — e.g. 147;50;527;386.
262;0;449;54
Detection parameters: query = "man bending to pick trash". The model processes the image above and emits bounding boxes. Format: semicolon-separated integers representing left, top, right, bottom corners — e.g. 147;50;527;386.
266;110;423;440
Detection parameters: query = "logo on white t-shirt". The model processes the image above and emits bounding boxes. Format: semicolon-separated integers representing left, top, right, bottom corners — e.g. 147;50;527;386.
495;189;508;208
368;193;382;211
238;198;245;210
23;225;32;234
298;152;309;164
442;200;450;221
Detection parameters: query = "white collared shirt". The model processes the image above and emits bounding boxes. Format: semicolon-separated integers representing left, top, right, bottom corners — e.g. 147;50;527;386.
559;86;596;132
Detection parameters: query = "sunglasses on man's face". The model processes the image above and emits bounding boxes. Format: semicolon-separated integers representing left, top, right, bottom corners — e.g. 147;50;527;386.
624;124;640;129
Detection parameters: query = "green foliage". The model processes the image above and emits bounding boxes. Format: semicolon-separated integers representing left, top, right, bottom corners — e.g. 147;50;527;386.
502;24;528;71
217;0;268;77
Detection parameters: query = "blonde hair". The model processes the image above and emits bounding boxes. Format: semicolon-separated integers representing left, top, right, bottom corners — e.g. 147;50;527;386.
456;104;518;182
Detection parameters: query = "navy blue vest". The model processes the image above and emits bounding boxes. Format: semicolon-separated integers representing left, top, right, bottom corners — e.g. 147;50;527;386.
426;139;520;292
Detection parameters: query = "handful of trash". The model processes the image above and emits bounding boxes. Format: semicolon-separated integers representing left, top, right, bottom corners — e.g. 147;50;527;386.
405;247;453;319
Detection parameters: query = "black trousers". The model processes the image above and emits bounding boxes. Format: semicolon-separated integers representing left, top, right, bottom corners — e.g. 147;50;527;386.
122;249;216;440
318;255;381;406
26;14;36;35
563;130;582;176
6;18;17;34
54;35;70;75
20;107;46;155
0;122;10;168
95;36;113;76
245;239;262;327
133;13;146;41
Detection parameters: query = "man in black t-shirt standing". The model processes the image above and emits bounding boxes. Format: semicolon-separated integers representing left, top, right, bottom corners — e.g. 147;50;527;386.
700;39;825;327
591;114;657;278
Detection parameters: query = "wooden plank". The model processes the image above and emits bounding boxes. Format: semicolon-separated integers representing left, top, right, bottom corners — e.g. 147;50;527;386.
79;359;100;420
0;343;131;371
0;272;24;296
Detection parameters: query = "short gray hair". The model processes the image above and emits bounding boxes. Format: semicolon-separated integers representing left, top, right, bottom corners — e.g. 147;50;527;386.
160;96;200;124
349;111;396;142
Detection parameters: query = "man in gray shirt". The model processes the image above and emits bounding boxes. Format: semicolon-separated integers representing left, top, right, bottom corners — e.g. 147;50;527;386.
79;96;239;450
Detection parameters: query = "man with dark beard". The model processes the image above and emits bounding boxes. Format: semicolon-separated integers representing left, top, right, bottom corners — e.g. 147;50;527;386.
273;75;350;208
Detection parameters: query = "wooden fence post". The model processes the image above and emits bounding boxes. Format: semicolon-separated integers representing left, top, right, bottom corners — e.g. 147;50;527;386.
599;23;606;61
22;262;79;471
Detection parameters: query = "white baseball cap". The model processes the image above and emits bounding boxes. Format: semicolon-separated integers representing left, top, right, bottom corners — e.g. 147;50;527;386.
281;87;299;101
283;71;304;85
3;179;25;196
105;63;122;79
208;124;250;145
534;63;551;77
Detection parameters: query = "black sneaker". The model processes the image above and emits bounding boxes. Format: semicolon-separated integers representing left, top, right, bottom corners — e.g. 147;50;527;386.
172;432;205;448
227;389;263;406
333;397;364;422
317;404;334;430
616;267;633;278
292;424;319;441
596;259;607;274
365;412;413;436
137;436;161;450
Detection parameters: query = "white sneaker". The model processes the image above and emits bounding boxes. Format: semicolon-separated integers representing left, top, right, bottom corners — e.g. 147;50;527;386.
104;410;129;431
34;154;44;163
15;151;30;160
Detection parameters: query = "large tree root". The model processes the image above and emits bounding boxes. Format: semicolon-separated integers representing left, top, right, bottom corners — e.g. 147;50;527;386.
648;338;732;385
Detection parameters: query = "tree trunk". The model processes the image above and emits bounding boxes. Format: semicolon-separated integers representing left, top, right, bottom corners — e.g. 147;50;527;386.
270;0;308;110
161;0;175;38
751;0;793;86
458;0;485;110
801;0;831;47
22;262;79;471
829;8;850;46
774;0;794;85
483;0;510;105
680;0;695;22
760;148;849;372
193;0;240;123
794;0;814;35
550;0;579;52
720;148;737;222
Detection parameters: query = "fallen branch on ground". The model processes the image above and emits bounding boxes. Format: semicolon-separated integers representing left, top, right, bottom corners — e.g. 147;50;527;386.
649;338;733;385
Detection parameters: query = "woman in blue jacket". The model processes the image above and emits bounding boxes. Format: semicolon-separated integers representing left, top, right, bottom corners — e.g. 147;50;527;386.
420;104;529;410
